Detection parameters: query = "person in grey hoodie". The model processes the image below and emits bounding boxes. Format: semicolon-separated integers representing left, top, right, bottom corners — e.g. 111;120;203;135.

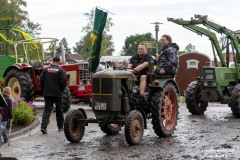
155;34;179;77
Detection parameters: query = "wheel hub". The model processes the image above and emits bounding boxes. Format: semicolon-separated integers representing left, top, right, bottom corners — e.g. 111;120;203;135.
132;119;141;138
163;95;173;121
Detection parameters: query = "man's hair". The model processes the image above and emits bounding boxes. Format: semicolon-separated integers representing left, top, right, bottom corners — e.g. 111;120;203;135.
53;56;60;62
3;87;11;95
162;34;172;43
138;42;147;49
122;60;128;65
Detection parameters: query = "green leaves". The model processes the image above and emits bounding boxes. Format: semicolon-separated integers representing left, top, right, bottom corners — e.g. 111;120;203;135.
12;101;35;125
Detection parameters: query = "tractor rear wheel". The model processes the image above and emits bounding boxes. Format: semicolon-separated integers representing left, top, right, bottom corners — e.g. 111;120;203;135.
151;83;178;137
64;109;85;143
63;87;71;112
125;110;144;145
5;69;34;101
186;81;208;115
100;124;121;135
228;85;240;118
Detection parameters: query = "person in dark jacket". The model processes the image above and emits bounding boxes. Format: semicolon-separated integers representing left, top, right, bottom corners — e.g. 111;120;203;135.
155;34;179;77
40;56;67;134
0;87;13;143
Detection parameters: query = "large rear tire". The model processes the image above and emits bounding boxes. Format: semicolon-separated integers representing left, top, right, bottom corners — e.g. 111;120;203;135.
228;85;240;118
64;109;85;143
5;69;34;101
151;83;178;137
125;110;144;145
186;81;208;115
63;87;71;112
100;124;121;135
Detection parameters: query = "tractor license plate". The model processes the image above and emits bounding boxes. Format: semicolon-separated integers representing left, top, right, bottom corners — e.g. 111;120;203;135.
95;102;107;110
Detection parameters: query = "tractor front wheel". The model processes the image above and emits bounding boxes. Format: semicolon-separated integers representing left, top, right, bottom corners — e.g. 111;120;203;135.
125;110;144;145
151;83;178;137
229;85;240;118
186;81;208;115
64;109;85;143
5;69;34;101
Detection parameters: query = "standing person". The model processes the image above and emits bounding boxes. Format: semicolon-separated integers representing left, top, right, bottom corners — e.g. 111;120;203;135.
0;87;13;143
40;56;67;134
127;42;153;96
155;34;179;77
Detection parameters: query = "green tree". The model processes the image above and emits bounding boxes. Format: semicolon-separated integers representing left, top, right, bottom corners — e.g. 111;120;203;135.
0;0;41;55
73;8;114;59
122;33;156;56
56;37;71;55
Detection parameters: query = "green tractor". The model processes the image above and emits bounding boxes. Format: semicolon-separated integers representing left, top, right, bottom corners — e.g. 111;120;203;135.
64;67;179;145
168;15;240;117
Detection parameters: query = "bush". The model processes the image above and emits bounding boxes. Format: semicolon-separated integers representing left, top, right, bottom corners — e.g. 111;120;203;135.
12;98;37;125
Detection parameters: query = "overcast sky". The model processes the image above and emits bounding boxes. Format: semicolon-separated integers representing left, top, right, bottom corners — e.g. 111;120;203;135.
25;0;240;59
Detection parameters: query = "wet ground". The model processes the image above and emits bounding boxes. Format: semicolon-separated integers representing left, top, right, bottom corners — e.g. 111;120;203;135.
1;103;240;160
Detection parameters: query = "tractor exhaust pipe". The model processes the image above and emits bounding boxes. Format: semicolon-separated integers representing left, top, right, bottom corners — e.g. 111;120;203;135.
61;44;66;64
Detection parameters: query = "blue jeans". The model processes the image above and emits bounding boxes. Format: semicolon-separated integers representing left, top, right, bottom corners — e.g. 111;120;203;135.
1;121;8;143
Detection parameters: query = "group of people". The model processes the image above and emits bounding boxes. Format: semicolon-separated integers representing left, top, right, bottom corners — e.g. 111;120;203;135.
1;34;178;140
0;56;67;142
127;34;179;97
113;59;129;70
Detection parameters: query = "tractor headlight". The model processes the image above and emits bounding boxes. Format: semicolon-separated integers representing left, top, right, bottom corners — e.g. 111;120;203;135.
212;81;217;87
203;81;208;86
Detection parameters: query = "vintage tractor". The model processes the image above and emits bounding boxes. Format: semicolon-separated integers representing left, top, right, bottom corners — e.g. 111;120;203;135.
64;67;179;145
3;38;92;112
168;15;240;117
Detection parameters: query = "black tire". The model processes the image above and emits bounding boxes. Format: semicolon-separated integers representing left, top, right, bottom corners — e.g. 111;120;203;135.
5;69;34;101
64;109;85;143
151;83;179;137
228;85;240;118
100;124;121;135
63;87;71;112
125;110;144;145
186;81;208;115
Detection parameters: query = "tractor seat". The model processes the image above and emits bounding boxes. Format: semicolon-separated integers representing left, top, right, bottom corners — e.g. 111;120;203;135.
29;60;42;69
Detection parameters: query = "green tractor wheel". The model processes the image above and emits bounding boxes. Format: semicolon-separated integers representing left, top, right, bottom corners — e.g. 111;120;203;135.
64;109;85;143
125;110;144;145
5;69;34;101
228;85;240;118
186;81;208;115
151;83;179;137
100;124;121;135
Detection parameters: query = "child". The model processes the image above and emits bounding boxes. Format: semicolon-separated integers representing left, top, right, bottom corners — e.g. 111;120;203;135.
0;87;13;143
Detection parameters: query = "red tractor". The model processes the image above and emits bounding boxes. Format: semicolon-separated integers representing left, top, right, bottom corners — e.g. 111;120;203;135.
3;38;92;112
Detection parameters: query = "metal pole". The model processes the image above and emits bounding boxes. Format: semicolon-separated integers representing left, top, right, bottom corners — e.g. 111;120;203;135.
151;22;163;55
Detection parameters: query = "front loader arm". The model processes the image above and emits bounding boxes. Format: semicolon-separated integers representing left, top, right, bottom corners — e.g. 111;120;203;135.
167;17;226;67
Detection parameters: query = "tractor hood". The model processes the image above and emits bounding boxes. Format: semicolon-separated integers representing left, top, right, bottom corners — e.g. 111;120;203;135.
93;69;134;79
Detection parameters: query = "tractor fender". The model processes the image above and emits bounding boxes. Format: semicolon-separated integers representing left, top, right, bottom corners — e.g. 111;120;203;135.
149;78;180;94
3;64;32;77
78;108;87;119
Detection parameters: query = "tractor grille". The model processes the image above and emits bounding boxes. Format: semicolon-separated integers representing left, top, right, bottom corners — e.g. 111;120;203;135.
92;78;113;94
